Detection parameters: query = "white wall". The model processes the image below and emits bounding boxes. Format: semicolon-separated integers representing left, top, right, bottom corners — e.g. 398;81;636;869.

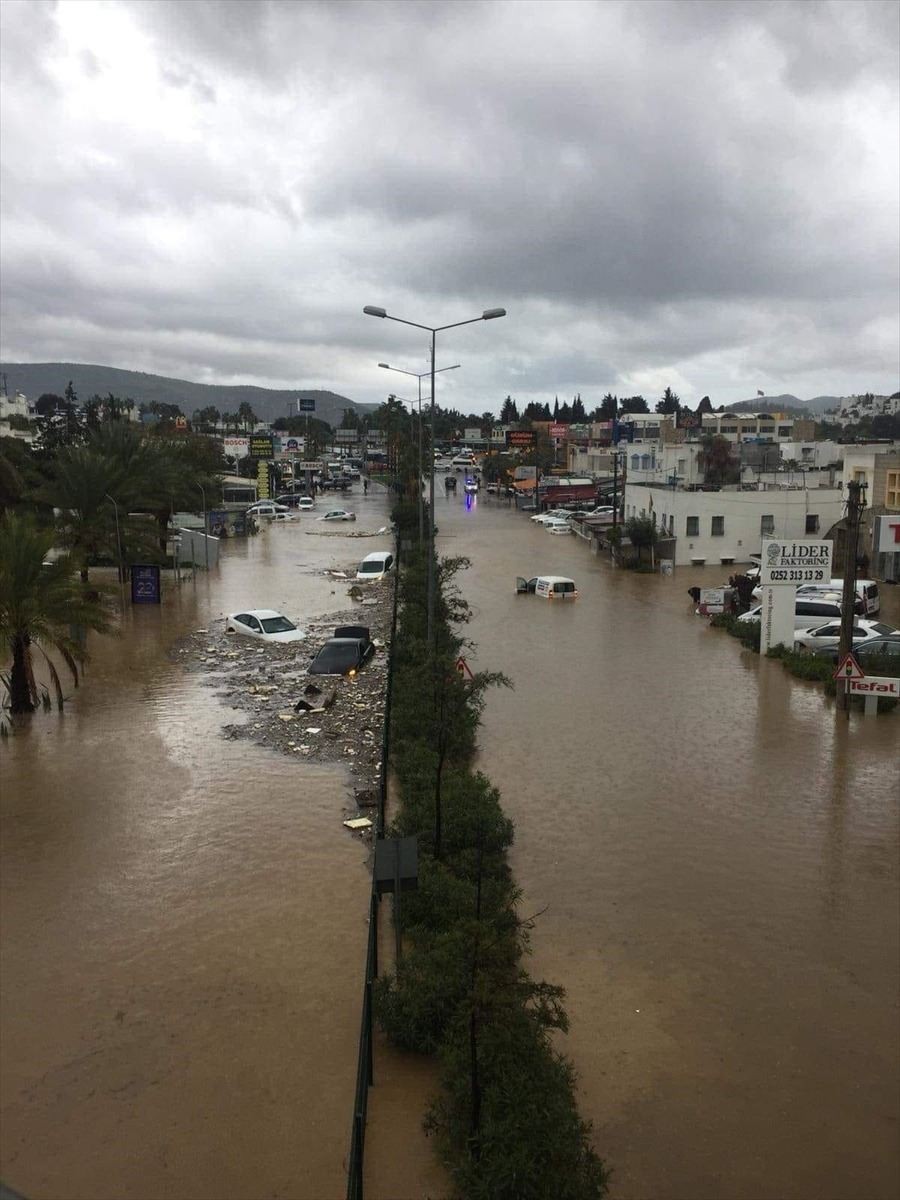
623;484;844;566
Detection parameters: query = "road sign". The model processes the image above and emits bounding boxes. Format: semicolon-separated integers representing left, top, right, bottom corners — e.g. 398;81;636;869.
760;538;833;585
848;676;900;698
506;430;536;448
833;653;865;681
455;656;474;680
298;397;316;413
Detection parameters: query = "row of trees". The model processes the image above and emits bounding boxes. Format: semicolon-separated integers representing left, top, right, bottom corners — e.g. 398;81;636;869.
1;413;224;715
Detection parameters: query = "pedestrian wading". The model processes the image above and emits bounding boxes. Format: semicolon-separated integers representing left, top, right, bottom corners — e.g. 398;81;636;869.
374;497;609;1200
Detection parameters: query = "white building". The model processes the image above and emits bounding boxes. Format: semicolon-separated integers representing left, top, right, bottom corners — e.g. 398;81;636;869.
623;483;844;567
823;393;899;426
699;412;814;444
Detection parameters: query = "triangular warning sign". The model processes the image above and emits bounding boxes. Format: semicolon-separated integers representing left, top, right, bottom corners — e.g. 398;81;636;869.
833;653;865;681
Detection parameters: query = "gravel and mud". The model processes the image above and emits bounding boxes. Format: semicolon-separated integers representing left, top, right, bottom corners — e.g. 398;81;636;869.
170;569;393;824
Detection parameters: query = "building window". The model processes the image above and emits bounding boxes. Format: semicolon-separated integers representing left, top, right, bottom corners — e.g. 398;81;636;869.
630;454;640;470
778;426;792;436
886;471;900;509
721;425;737;433
641;454;651;470
711;515;725;536
686;515;699;536
853;470;866;484
805;514;819;534
760;515;774;535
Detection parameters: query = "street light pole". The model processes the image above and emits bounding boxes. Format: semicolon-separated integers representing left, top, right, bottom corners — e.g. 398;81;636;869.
105;493;126;609
197;483;209;571
378;360;461;545
367;305;505;647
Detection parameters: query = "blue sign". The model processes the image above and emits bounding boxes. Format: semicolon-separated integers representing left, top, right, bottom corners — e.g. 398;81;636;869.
131;564;161;605
298;397;316;413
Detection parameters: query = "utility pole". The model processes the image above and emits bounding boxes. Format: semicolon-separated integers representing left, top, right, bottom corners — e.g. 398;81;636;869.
836;478;865;713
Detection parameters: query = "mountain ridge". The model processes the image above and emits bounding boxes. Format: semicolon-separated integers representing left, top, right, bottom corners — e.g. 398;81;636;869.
0;362;374;426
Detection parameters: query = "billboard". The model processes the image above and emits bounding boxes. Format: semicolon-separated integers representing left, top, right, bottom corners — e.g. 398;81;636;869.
549;423;568;437
131;564;161;605
298;397;316;413
760;539;833;586
223;436;250;459
506;430;536;448
249;435;274;459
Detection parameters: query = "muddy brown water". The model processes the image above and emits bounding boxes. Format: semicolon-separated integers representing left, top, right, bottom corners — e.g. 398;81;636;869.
1;495;396;1200
3;483;899;1200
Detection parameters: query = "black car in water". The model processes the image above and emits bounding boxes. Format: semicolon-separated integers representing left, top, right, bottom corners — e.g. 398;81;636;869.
308;630;376;676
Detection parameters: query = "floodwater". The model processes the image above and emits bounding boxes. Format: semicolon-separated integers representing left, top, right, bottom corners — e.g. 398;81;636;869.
430;487;900;1200
3;481;898;1200
1;493;396;1200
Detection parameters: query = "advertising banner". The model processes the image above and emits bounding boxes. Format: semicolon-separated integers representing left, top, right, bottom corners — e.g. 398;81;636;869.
298;397;316;413
549;423;568;437
131;564;161;605
223;436;250;459
760;538;833;585
878;515;900;550
249;435;274;459
506;430;536;448
257;460;271;499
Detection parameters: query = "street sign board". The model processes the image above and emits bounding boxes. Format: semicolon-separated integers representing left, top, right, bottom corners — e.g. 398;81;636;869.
760;538;832;585
298;397;316;413
878;514;900;550
455;656;474;680
249;434;274;459
131;564;161;605
833;653;865;681
506;430;536;448
549;423;568;437
848;676;900;698
699;587;726;614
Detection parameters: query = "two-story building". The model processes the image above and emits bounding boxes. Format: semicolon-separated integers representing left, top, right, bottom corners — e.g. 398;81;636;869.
623;482;844;567
698;412;816;444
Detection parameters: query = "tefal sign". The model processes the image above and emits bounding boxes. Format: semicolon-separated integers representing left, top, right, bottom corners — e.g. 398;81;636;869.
878;516;900;548
848;677;900;697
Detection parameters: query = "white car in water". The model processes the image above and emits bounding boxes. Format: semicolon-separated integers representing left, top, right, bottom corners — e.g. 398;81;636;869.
225;610;307;643
318;509;357;522
793;619;898;652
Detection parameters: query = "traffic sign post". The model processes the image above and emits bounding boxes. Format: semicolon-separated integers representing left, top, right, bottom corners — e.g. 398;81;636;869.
833;653;865;682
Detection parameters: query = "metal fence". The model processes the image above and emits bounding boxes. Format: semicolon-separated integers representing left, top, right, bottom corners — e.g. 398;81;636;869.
346;535;401;1200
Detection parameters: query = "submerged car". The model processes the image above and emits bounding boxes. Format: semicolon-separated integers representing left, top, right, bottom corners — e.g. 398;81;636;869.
811;635;900;667
225;610;307;643
318;508;356;522
515;575;578;599
308;635;375;676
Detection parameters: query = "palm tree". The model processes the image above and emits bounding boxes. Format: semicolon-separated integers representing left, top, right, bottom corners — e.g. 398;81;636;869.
0;512;112;714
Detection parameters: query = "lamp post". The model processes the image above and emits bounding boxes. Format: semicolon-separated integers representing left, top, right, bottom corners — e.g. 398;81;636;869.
104;493;126;609
197;483;209;571
378;361;460;542
365;306;505;647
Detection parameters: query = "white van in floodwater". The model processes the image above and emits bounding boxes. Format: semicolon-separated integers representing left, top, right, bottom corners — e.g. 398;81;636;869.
356;551;394;582
516;575;578;599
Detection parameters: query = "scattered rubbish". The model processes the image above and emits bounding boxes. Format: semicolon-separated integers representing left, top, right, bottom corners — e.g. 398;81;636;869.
343;817;373;831
277;713;295;722
304;682;322;696
307;727;322;735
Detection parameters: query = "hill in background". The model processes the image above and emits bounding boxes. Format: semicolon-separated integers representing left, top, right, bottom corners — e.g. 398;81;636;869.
0;362;375;427
723;393;841;416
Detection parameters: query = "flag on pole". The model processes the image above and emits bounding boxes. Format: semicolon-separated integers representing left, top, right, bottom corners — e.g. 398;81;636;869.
757;390;765;397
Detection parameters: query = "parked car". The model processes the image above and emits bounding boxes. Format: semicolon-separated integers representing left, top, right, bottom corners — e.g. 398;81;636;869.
752;578;880;615
811;636;900;667
544;517;572;534
356;551;394;581
318;509;356;522
531;509;570;523
308;635;376;676
296;496;316;511
225;610;307;643
738;594;863;629
794;620;899;652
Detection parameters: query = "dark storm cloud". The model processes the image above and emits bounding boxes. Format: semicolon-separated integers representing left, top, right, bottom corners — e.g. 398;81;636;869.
0;0;897;411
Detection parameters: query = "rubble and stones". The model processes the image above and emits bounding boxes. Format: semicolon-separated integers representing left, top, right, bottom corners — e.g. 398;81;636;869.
169;575;393;824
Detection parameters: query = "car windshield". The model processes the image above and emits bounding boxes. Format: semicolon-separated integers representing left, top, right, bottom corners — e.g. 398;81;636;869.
311;641;359;672
359;562;383;574
261;616;297;633
555;582;576;593
872;623;896;636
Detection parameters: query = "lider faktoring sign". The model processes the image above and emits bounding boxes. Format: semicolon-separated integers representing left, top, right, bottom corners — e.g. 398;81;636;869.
760;538;833;585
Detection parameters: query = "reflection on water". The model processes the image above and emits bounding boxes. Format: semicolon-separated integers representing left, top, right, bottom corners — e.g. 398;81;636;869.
432;489;899;1200
1;500;395;1200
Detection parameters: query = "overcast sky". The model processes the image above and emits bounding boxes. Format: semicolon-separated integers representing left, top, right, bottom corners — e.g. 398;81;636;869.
1;0;898;414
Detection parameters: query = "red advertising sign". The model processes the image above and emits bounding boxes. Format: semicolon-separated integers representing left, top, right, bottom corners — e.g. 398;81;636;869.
549;424;568;437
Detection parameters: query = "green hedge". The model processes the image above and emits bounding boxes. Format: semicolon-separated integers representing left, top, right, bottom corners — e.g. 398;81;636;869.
375;541;609;1199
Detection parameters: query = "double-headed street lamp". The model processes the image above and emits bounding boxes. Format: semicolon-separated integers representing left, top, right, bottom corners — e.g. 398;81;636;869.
364;305;506;647
378;360;460;542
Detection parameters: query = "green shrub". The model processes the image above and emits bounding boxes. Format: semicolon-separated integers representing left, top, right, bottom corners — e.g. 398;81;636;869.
710;611;761;651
